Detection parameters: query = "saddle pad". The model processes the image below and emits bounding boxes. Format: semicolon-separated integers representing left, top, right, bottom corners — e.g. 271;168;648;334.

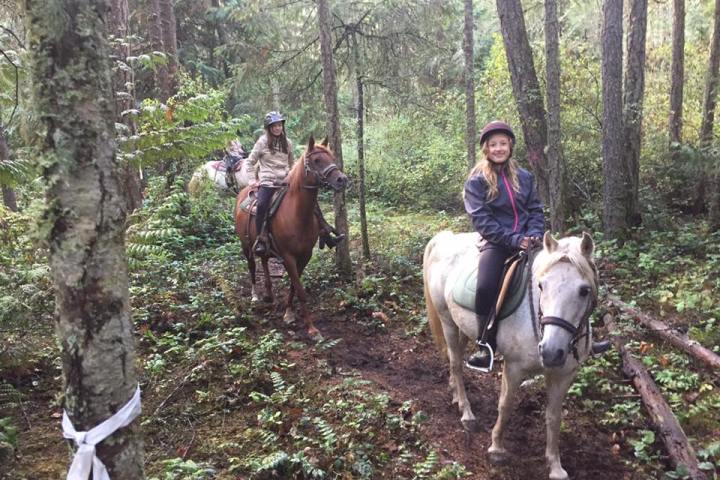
452;254;530;320
239;194;256;215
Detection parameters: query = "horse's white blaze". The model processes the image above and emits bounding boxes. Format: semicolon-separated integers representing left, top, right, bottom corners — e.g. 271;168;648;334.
424;230;597;480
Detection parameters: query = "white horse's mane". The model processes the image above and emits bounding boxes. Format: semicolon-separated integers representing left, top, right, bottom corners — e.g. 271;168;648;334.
533;237;598;297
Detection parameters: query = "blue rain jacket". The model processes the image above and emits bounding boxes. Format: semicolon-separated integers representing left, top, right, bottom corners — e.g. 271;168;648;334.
464;166;545;250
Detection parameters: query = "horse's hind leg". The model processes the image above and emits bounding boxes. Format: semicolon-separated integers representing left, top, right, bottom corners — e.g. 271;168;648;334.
544;373;575;480
489;362;523;465
283;282;296;325
246;250;260;303
443;324;477;432
260;257;274;303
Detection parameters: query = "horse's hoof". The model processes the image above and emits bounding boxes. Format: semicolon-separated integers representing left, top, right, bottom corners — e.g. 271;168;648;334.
461;419;480;433
488;450;510;466
283;312;296;324
549;467;569;480
308;327;321;338
251;296;259;303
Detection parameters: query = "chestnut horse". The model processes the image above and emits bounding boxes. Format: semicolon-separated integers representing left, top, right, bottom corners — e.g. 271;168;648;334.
234;137;347;336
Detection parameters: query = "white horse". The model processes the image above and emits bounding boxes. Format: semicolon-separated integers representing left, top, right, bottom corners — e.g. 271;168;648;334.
188;158;254;196
423;230;598;480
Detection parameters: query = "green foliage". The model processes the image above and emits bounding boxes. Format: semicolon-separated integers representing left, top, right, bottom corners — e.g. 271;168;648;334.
150;458;216;480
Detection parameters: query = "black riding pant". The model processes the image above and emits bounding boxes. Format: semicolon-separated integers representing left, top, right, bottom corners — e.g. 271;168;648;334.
475;242;514;316
255;186;277;235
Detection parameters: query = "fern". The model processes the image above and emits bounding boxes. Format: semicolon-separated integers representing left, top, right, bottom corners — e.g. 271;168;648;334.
312;417;337;453
0;382;21;416
412;450;440;479
252;450;288;474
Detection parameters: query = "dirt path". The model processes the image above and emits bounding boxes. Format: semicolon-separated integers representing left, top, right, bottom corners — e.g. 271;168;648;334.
312;307;632;480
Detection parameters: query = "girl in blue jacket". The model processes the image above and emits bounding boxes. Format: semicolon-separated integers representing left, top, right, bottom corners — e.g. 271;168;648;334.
463;121;544;370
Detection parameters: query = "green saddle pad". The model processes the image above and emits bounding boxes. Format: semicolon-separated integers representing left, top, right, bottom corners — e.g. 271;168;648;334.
452;255;531;320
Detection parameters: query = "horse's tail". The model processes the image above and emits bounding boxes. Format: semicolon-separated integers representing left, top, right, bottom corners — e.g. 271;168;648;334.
423;231;451;361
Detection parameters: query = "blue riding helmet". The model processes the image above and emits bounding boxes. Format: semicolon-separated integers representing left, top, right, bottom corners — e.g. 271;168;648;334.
264;111;285;127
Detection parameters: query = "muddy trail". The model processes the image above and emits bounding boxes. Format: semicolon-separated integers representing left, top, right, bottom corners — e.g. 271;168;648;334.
304;303;633;480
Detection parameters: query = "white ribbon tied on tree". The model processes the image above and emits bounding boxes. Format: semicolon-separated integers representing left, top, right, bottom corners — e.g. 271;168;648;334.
62;385;141;480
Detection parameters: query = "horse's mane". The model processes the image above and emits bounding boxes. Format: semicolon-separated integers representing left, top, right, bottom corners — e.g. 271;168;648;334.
533;237;598;297
286;144;333;193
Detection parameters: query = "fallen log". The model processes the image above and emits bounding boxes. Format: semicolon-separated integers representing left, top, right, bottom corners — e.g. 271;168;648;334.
604;313;708;480
607;294;720;371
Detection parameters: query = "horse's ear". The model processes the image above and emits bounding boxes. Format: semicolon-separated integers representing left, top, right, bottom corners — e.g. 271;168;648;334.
321;137;329;147
307;136;315;151
580;232;594;258
543;231;558;252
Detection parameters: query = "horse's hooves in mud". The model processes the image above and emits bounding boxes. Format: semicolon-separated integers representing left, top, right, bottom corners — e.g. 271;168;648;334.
549;468;569;480
488;450;510;466
461;418;480;433
283;312;296;324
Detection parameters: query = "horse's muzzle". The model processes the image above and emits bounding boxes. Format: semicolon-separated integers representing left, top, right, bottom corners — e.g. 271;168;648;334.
539;343;567;368
330;173;348;191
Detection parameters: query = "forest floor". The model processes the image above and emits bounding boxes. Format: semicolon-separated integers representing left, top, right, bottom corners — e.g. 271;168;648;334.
5;267;633;480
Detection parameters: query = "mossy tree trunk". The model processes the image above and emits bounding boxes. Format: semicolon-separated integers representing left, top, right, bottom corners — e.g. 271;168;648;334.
20;0;144;477
463;0;476;170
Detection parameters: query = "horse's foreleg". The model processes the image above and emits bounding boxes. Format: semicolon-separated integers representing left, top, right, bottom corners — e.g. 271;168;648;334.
443;324;477;432
245;248;260;303
260;257;273;303
489;363;522;465
282;257;317;337
283;282;296;325
544;373;575;480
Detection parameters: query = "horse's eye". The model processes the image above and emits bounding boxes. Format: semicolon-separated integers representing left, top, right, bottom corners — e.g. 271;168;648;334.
538;282;543;292
579;286;590;297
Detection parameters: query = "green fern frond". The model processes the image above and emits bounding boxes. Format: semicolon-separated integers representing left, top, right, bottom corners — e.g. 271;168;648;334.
412;450;440;479
312;417;337;452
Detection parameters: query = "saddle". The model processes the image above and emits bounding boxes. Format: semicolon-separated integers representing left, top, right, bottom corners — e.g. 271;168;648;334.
239;186;289;258
452;248;533;321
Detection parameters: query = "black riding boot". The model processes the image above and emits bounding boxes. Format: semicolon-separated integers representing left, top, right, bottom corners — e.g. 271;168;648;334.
466;344;494;372
591;340;611;355
314;204;346;249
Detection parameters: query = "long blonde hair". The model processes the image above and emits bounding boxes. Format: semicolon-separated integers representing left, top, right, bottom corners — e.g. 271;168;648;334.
467;141;520;201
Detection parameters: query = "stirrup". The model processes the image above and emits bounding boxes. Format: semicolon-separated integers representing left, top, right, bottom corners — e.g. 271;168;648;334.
466;341;494;373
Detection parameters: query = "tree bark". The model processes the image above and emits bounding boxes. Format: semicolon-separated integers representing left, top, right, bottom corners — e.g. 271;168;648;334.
602;0;628;240
463;0;476;170
605;314;708;480
159;0;178;97
701;0;720;229
148;0;168;101
21;0;144;477
607;294;720;370
622;0;647;228
669;0;685;146
110;0;143;212
351;31;370;260
496;0;550;204
317;0;352;277
544;0;566;232
0;126;18;212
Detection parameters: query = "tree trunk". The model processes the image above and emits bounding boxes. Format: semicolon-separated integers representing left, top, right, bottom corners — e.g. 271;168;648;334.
317;0;352;277
463;0;476;170
496;0;550;204
0;126;18;212
701;0;720;229
160;0;178;97
607;295;720;370
21;0;144;477
605;314;708;480
669;0;685;147
622;0;647;228
351;31;370;260
110;0;143;212
148;0;168;101
602;0;628;240
544;0;566;232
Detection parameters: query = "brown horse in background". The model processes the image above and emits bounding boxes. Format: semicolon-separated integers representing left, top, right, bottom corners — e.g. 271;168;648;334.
234;137;348;336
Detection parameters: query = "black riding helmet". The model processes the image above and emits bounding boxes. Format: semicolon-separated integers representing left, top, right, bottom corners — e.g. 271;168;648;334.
264;111;285;128
479;120;515;146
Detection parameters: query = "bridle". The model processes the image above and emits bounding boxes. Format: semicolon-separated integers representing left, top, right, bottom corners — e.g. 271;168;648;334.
528;252;598;362
302;150;339;189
